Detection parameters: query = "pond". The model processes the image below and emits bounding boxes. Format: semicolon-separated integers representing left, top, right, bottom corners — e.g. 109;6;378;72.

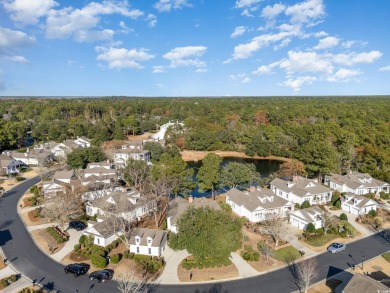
186;157;282;197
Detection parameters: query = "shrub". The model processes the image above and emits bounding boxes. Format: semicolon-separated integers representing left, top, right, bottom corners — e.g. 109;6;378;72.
306;223;316;233
315;228;324;236
383;252;390;263
334;200;341;209
123;250;129;259
339;213;348;221
110;254;121;264
79;235;87;244
294;203;300;209
373;217;383;229
244;245;253;251
368;210;378;217
129;252;135;260
339;230;347;238
28;197;37;206
93;250;106;257
15;176;25;182
219;202;232;212
182;261;192;270
343;223;357;236
91;254;107;269
380;192;389;200
300;200;311;209
74;244;81;251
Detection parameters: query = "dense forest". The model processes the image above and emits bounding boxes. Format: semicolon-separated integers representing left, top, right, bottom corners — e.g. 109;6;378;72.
0;96;389;181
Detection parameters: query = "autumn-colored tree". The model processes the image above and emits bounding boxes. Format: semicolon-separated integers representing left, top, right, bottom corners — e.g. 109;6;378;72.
278;159;306;178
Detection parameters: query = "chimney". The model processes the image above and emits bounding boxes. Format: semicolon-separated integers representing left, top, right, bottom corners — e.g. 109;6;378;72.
121;187;127;193
292;175;298;182
24;153;28;157
348;169;353;175
249;186;256;192
188;196;193;203
106;159;110;164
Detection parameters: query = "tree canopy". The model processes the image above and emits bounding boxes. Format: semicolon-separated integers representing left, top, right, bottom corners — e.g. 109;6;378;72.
196;153;222;198
66;147;107;169
170;206;242;260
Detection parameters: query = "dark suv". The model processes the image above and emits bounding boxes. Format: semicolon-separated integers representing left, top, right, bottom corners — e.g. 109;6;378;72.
68;221;86;231
64;263;88;277
89;270;113;283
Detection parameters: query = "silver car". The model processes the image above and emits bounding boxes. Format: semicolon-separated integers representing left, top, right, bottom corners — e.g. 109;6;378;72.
327;242;346;253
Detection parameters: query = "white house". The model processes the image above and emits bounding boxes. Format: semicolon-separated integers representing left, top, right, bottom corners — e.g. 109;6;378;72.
5;149;54;166
225;187;294;223
166;196;221;234
341;193;379;215
129;228;167;257
113;148;151;164
85;188;155;222
74;137;91;148
270;176;333;206
289;206;324;230
83;218;123;247
324;171;390;196
42;170;77;198
0;155;25;175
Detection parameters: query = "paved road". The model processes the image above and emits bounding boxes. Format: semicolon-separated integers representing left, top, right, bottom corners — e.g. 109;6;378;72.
1;177;389;293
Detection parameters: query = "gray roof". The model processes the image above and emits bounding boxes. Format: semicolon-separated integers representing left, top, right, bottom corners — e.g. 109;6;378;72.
83;167;117;175
63;140;80;150
325;172;389;190
88;188;147;213
226;187;293;212
89;218;118;238
167;196;221;226
129;228;167;247
290;206;323;223
342;193;378;209
340;273;389;293
53;170;75;181
114;149;150;155
271;177;332;197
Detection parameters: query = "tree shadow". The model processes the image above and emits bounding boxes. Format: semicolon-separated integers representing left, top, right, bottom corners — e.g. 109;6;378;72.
0;229;12;246
194;283;228;293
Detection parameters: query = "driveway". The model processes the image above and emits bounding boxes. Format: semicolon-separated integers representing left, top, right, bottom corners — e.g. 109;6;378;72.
326;207;374;236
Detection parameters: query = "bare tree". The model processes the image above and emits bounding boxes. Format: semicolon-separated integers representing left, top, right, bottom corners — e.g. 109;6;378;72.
122;159;150;192
42;191;84;230
257;241;273;261
322;211;337;233
36;151;50;180
116;271;149;293
261;214;287;248
291;258;318;293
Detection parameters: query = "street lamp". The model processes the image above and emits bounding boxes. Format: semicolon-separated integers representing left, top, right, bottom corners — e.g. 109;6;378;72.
361;255;365;270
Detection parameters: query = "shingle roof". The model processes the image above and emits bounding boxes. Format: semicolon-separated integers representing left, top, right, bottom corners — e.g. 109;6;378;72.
89;218;118;238
83;167;117;175
271;177;332;198
53;170;75;180
114;149;149;155
325;172;389;190
342;193;378;209
341;273;389;293
226;187;293;212
129;228;167;247
167;196;221;226
290;206;323;223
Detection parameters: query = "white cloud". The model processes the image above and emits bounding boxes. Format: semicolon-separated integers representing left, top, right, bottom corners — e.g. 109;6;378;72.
231;26;247;38
285;0;325;25
1;55;29;63
332;51;382;66
146;14;157;27
314;36;339;50
379;65;390;72
283;76;316;91
327;68;361;82
163;46;207;68
45;1;144;42
154;0;192;12
261;3;286;19
119;21;134;34
195;68;207;73
279;50;333;74
313;31;328;38
274;38;291;50
95;46;154;69
153;65;165;73
0;27;35;59
252;65;272;75
235;0;262;9
230;73;251;84
3;0;58;24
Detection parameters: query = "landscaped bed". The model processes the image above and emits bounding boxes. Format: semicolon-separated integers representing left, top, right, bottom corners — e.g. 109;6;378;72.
31;229;66;255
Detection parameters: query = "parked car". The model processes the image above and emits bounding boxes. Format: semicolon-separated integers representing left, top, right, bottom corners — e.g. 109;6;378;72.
89;270;113;283
327;242;346;253
68;221;86;231
64;263;88;277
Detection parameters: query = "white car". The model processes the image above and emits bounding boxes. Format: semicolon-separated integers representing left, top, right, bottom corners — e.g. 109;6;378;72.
327;242;346;253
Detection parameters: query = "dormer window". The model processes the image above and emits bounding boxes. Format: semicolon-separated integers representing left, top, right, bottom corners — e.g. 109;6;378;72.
148;239;151;244
136;237;140;243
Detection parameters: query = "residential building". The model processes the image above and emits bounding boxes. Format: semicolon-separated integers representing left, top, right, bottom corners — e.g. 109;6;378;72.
289;206;324;230
270;176;333;205
338;273;390;293
166;196;221;234
324;171;390;195
42;170;77;198
129;228;168;257
83;218;122;247
225;187;294;223
85;188;155;221
341;193;379;215
4;149;54;166
113;147;151;164
73;137;91;148
0;155;25;175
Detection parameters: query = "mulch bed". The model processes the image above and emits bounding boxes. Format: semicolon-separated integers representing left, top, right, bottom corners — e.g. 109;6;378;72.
177;262;239;282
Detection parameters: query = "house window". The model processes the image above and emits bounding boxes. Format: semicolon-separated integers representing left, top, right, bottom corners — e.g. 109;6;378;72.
148;239;151;244
279;191;282;196
137;247;139;253
136;238;140;243
148;248;151;255
97;238;100;245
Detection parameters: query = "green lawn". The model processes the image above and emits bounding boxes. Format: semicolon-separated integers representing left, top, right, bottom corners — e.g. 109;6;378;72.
383;252;390;263
305;234;338;247
272;246;301;263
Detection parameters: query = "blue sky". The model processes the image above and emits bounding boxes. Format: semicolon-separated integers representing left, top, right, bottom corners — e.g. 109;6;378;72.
1;0;390;96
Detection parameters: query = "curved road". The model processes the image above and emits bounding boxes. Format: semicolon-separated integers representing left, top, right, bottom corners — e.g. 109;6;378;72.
1;177;389;293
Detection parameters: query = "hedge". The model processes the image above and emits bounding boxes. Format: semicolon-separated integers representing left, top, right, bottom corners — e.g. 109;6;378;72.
110;254;121;264
46;227;69;244
91;254;107;269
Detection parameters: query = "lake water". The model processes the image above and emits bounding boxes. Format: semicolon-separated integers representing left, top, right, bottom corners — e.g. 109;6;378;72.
186;157;281;197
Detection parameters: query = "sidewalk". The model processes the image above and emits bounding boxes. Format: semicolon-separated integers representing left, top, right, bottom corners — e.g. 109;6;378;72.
0;278;32;293
157;247;189;283
230;252;258;278
285;225;317;258
52;229;83;262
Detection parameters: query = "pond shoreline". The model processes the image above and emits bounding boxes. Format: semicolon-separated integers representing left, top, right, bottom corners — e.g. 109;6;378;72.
180;150;291;163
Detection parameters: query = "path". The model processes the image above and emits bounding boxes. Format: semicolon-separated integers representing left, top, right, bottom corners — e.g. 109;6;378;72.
285;225;317;258
51;229;83;262
230;253;258;278
157;247;189;283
